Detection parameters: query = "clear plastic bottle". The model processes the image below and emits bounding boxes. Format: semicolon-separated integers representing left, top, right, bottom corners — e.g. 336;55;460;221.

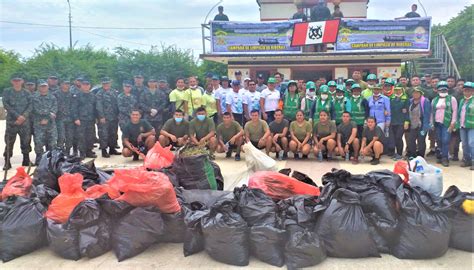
345;152;350;161
318;151;323;162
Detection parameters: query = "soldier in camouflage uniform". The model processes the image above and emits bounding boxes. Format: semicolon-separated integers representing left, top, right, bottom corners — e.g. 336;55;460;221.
47;75;60;93
131;74;147;100
2;76;32;169
32;80;58;165
139;78;168;138
54;80;74;155
158;78;173;120
117;80;138;131
25;81;36;94
70;77;82;95
69;77;83;155
96;77;121;158
72;80;98;159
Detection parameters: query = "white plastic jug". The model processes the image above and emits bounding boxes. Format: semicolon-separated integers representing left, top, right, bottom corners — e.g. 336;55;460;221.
407;156;443;196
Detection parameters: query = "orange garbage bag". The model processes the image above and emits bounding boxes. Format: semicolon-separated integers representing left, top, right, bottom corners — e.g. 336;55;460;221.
1;167;33;200
144;142;174;170
85;184;120;199
109;168;180;213
248;171;320;200
394;160;409;184
45;173;87;223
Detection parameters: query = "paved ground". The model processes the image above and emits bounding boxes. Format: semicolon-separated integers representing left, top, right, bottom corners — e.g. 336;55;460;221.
0;120;473;269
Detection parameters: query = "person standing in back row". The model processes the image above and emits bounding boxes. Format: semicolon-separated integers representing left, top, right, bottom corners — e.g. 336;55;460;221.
117;80;138;132
72;80;97;160
260;77;281;123
214;6;229;21
458;82;474;170
96;77;121;158
54;80;74;155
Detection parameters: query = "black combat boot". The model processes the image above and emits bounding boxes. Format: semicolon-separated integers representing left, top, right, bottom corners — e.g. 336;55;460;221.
102;149;110;158
34;156;42;166
22;154;31;166
109;147;121;155
3;159;11;170
86;151;97;158
132;153;139;161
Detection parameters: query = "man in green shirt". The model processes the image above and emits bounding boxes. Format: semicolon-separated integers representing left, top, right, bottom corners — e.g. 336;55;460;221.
122;110;156;161
216;112;244;161
189;106;217;157
336;112;360;164
169;77;188;115
360;117;384;165
159;109;189;148
244;109;271;153
269;109;289;160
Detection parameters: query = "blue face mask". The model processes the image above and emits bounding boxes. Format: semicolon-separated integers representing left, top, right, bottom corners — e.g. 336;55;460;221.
175;117;183;123
196;115;206;121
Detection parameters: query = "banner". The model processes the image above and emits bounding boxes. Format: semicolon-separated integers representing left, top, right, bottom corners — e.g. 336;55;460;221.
211;20;301;54
291;20;340;46
335;18;431;52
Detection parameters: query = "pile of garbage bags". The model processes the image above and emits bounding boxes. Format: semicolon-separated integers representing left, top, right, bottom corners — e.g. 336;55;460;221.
0;149;473;266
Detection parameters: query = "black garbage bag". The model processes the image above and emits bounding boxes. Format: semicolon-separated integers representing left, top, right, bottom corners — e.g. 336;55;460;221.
234;185;276;227
176;188;233;207
278;168;317;187
285;225;326;269
157;211;186;243
315;189;380;258
392;185;453;259
158;167;179;187
0;197;47;262
211;161;224;190
61;159;101;189
0;201;11;220
47;219;81;260
277;195;319;229
201;199;249;266
30;184;59;206
112;207;164;262
96;196;134;219
182;202;209;256
442;186;473;252
250;225;286;267
366;170;403;195
68;200;110;258
173;153;219;190
33;150;66;190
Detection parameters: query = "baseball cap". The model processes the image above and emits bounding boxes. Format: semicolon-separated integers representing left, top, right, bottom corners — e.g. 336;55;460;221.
463;82;473;89
367;74;377;80
123;80;132;86
306;81;316;89
437;81;449;90
234;70;242;75
412;86;424;94
257;74;264;79
231;80;241;86
327;80;337;87
351;83;362;90
267;77;276;84
38;80;48;86
221;76;230;81
345;79;355;85
101;77;111;83
212;75;219;80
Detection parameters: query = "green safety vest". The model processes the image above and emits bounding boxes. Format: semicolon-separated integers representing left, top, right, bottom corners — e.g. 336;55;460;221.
458;97;474;129
283;92;300;121
334;98;347;125
350;97;365;125
312;98;331;123
432;95;454;127
304;97;315;119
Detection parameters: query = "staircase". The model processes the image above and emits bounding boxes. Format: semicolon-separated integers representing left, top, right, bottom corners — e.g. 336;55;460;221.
410;34;461;79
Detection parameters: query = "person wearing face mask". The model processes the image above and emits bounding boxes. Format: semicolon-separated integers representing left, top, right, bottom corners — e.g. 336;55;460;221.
310;85;335;125
301;81;317;119
333;85;351;125
347;84;369;139
361;74;378;99
345;79;355;93
431;81;458;167
169;77;189;117
457;82;474;170
387;86;409;160
186;76;204;117
327;80;337;99
189;106;217;159
367;82;391;132
159;109;189;149
282;80;300;122
406;87;431;159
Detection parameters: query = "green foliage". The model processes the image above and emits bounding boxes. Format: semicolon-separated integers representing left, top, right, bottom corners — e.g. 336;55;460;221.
198;60;228;82
435;5;473;80
0;48;22;92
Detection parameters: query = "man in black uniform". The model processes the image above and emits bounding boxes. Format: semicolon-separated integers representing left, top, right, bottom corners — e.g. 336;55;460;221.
72;80;97;159
96;77;121;158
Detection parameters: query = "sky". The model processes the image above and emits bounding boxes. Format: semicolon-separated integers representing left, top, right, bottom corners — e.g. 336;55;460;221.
0;0;471;59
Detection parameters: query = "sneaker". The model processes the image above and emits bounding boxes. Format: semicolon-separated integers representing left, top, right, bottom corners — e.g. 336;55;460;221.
225;151;232;158
294;153;300;160
102;149;110;158
282;152;288;160
109;148;121;155
302;154;308;160
370;158;380;165
441;158;449;167
132;153;139;161
235;154;241;161
86;152;97;158
451;156;459;162
460;160;471;167
392;154;402;161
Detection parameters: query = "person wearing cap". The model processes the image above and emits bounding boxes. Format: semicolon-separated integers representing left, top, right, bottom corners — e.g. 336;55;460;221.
131;74;146;100
234;71;244;89
352;70;368;90
367;82;391;131
256;74;267;92
345;79;355;92
301;81;317;119
242;77;251;93
347;83;370;138
216;112;243;161
243;79;261;122
361;74;378;99
333;85;351;125
226;80;245;125
72;79;98;159
205;72;213;87
387;86;409;160
54;80;74;155
95;77;121;158
327;81;337;99
169;77;189;116
406;87;431;159
310;85;335;124
215;76;231;121
282;80;300;122
140;77;169;135
457;82;474;170
186;76;204;117
47;75;60;93
31;80;58;165
2;75;32;169
431;81;458;167
157;78;173;120
117;80;138;132
292;4;308;21
25;81;36;94
260;77;281;123
211;75;221;92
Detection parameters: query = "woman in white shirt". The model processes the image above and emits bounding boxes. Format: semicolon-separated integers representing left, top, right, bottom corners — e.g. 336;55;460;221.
260;77;281;123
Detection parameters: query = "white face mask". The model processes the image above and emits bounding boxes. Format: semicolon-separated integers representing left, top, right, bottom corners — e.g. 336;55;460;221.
373;93;381;97
353;94;360;99
439;92;448;98
190;85;197;89
321;94;328;100
336;95;344;100
307;91;316;98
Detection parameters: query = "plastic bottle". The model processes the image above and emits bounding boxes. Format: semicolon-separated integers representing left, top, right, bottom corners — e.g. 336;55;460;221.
318;151;323;162
384;126;390;137
345;152;350;161
415;163;424;173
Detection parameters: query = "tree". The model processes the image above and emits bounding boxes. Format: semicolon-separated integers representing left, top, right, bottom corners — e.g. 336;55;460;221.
197;60;228;85
0;48;22;94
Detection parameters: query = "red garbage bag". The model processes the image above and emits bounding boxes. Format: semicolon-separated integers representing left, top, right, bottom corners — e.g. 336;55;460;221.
144;142;174;170
85;184;120;199
394;161;409;184
1;167;33;200
249;171;320;200
45;173;87;223
109;168;180;213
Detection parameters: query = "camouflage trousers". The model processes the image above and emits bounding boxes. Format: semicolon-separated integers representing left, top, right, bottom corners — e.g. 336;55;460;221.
98;119;119;149
118;118;130;133
33;122;57;157
4;121;32;157
56;118;74;151
77;120;96;154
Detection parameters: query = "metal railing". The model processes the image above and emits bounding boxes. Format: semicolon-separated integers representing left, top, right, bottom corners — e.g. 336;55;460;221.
201;23;211;55
433;34;461;79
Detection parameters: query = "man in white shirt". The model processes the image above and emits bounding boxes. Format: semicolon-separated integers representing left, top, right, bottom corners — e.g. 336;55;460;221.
215;76;232;121
226;80;245;125
260;77;281;123
243;79;261;122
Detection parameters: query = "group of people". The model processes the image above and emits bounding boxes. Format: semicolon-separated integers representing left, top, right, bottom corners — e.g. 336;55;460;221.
2;70;473;170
